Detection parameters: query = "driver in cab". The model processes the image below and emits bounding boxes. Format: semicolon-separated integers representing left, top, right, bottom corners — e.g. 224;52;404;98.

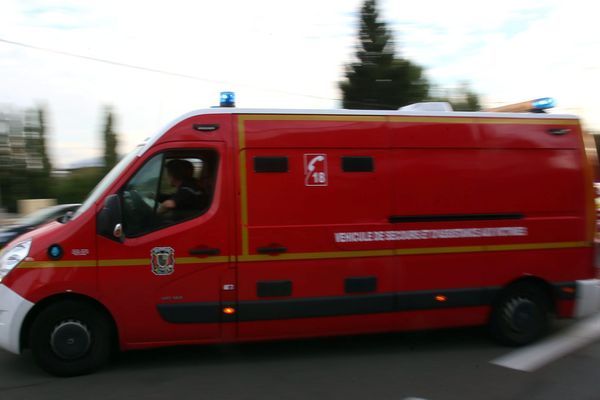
157;159;204;214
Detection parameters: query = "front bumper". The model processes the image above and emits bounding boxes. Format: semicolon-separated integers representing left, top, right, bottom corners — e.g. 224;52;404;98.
0;284;34;354
575;279;600;318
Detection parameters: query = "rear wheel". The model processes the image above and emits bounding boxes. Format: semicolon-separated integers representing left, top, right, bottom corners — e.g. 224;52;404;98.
490;283;552;346
30;300;112;376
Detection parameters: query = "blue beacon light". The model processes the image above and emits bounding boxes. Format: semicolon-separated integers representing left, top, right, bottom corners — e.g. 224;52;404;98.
220;92;235;107
531;97;556;110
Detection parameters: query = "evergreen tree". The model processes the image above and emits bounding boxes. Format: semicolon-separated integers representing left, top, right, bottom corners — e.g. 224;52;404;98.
54;107;120;205
22;106;53;199
460;91;482;111
37;107;52;178
102;107;118;173
340;0;429;109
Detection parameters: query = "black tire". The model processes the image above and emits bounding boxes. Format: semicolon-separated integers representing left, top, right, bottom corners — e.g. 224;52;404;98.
490;283;552;346
29;300;112;377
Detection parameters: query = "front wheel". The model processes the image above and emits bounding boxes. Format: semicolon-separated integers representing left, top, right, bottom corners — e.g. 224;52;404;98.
30;300;112;376
490;283;552;346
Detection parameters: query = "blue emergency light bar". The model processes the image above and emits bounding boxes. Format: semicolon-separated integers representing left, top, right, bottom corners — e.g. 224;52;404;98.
531;97;555;110
220;91;235;107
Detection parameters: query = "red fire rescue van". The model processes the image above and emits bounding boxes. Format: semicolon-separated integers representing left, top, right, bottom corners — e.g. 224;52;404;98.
0;100;599;376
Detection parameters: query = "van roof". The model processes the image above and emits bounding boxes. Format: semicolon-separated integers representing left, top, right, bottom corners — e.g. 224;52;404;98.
138;108;580;157
179;107;579;119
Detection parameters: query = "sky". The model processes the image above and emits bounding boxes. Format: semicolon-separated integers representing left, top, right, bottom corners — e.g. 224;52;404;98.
0;0;598;168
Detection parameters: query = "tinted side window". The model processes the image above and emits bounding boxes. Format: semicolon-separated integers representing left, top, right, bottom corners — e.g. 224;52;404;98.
342;156;374;172
121;150;218;237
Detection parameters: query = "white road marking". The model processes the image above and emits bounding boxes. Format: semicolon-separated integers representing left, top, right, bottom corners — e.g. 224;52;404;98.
491;312;600;371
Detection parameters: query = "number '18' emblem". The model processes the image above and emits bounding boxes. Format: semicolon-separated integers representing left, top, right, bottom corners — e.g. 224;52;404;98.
304;154;328;186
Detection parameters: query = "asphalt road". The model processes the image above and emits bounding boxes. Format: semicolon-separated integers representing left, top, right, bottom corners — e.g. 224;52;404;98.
1;322;599;400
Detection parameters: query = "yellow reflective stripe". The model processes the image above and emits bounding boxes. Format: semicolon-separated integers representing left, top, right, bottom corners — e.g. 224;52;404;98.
238;115;247;148
394;241;588;256
238;116;249;256
239;114;578;125
19;260;96;269
239;115;387;122
18;256;230;269
98;256;230;267
239;150;249;256
14;242;589;269
177;256;231;264
579;131;596;243
387;117;579;125
238;249;395;263
98;258;147;267
238;114;579;124
237;241;590;263
388;116;478;124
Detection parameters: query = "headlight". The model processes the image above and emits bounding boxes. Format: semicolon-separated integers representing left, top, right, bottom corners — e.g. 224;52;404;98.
0;239;32;282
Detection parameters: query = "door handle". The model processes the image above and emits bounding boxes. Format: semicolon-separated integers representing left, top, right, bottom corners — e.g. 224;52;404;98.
189;247;221;256
257;246;287;254
547;128;570;135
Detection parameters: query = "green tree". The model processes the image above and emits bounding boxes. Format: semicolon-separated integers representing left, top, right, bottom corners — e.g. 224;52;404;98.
54;107;120;205
102;107;118;174
55;166;104;204
23;106;54;199
430;83;482;111
340;0;429;109
37;107;52;179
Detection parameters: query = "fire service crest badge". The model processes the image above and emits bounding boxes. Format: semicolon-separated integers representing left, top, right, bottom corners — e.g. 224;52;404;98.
151;247;175;276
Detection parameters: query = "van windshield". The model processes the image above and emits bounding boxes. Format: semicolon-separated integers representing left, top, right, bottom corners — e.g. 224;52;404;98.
70;146;142;221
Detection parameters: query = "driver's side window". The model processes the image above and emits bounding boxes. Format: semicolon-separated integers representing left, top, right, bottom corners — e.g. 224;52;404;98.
120;149;217;237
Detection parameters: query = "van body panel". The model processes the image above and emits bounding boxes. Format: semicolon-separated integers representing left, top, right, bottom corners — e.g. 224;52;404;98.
1;109;596;356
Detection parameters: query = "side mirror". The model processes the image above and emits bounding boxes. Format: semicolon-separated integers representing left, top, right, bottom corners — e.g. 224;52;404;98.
97;194;124;242
60;211;74;223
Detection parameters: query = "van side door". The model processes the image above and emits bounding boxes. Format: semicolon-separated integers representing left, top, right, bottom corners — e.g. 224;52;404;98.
234;115;395;339
96;139;234;347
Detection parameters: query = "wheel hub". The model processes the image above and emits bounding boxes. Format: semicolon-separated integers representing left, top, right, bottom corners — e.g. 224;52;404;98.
505;297;536;333
50;320;91;360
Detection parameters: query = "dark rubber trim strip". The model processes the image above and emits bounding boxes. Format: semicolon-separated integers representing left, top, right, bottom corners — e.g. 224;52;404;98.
157;282;575;324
